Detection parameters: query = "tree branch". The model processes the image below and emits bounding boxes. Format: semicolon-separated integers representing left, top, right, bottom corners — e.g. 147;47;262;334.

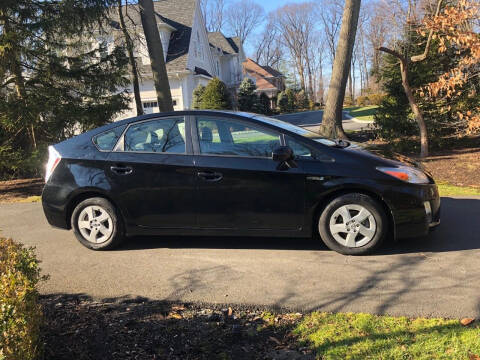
410;0;443;62
378;46;407;64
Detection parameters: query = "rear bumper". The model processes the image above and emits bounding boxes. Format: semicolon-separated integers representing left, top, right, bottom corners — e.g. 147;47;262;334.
389;183;441;239
42;184;70;229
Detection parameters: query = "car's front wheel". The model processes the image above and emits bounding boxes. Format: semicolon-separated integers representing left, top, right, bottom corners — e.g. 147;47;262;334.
318;193;388;255
71;197;124;250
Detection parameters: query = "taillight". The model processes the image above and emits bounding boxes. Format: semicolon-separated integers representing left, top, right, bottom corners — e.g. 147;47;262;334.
45;146;61;182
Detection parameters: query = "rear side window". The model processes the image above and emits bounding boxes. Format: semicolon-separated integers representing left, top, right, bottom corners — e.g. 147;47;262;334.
93;125;126;151
124;117;186;153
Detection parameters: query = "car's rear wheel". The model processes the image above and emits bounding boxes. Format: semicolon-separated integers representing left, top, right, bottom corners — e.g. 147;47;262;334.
318;193;388;255
71;197;124;250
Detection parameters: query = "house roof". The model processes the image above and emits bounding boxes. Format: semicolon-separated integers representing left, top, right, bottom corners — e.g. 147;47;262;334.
243;58;284;91
110;0;197;73
208;32;240;55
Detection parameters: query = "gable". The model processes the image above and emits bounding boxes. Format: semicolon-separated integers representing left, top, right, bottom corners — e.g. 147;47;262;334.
186;1;215;76
109;0;197;73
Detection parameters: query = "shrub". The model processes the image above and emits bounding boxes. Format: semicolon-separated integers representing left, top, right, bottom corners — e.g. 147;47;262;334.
199;78;232;110
277;91;289;113
192;85;206;110
0;238;44;360
256;93;271;115
356;95;369;106
238;78;257;111
0;146;46;181
368;93;385;106
294;90;309;110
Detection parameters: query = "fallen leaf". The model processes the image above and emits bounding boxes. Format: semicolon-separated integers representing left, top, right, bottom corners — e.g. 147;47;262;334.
171;305;185;311
168;312;183;320
468;354;480;360
461;318;475;326
228;307;233;317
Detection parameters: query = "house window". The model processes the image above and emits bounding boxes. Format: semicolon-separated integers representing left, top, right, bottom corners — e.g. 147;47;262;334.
143;101;158;109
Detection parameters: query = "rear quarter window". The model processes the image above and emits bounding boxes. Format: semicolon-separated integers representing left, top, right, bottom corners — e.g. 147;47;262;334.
93;125;126;151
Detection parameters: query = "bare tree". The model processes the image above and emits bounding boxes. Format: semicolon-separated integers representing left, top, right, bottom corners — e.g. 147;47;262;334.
200;0;226;32
224;0;265;44
117;0;143;116
138;0;173;112
321;0;362;138
319;0;344;65
253;16;283;68
273;3;317;93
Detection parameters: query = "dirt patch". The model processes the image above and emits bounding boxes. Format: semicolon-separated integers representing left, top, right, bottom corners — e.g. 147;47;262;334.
0;178;43;203
418;147;480;188
40;294;313;360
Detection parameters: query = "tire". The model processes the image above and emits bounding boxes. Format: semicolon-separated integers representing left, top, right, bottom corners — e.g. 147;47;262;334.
71;197;125;250
318;193;388;255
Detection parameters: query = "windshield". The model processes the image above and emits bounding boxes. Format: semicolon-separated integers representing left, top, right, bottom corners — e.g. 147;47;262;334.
253;115;337;146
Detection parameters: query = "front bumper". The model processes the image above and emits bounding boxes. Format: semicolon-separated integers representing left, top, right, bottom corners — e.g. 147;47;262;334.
387;183;441;239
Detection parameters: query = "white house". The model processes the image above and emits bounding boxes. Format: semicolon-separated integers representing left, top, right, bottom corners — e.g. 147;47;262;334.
106;0;246;119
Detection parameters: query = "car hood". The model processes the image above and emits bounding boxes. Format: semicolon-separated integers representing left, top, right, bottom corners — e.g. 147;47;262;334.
340;141;426;170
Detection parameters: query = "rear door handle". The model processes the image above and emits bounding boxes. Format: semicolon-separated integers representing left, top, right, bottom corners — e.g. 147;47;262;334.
110;165;133;175
197;171;223;182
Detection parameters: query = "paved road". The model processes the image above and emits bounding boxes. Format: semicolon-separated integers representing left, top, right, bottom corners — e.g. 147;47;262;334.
1;198;480;318
275;110;372;131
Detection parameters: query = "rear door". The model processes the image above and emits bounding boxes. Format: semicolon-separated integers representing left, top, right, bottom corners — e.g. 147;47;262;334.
107;115;197;229
192;114;306;231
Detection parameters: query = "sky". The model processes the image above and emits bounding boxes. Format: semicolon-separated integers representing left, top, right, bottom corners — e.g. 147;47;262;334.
256;0;309;13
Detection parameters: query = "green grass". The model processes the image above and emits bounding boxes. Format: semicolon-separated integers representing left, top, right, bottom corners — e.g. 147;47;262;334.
344;105;379;122
438;183;480;197
292;312;480;360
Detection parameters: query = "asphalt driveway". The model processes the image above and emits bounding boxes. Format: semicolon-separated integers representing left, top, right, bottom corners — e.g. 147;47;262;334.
275;110;371;131
1;197;479;318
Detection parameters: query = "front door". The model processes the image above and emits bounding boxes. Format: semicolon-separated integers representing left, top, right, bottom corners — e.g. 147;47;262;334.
193;115;306;231
107;116;197;229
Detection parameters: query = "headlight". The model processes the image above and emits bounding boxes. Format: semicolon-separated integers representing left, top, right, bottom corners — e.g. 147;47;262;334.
377;165;430;184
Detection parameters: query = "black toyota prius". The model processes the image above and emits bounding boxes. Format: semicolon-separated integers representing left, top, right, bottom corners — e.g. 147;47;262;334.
42;110;440;255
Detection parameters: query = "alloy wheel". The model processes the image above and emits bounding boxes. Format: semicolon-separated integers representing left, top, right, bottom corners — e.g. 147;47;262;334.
77;205;113;244
328;204;377;248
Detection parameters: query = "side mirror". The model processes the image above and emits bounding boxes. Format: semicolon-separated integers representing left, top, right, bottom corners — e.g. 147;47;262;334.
272;146;297;170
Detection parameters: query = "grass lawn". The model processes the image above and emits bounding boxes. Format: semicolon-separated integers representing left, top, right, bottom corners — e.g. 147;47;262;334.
291;312;480;359
344;105;379;121
437;182;480;197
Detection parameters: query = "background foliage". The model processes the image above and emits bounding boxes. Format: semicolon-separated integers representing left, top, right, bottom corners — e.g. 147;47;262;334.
0;0;130;180
0;238;44;360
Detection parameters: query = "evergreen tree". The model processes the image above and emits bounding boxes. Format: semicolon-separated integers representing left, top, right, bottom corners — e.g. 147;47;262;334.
238;78;257;111
0;0;129;178
193;85;206;109
200;78;232;110
285;89;296;112
277;91;289;113
374;30;461;144
257;93;271;115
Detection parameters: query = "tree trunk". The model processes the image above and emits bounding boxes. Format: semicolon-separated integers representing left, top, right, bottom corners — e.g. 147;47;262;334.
118;0;144;116
378;47;430;157
138;0;173;112
320;0;361;139
399;61;429;157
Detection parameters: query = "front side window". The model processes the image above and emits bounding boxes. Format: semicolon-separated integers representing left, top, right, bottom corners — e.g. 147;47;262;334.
124;117;186;153
196;117;280;158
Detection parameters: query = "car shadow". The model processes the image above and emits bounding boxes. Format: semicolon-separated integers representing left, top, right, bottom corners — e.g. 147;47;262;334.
117;197;480;254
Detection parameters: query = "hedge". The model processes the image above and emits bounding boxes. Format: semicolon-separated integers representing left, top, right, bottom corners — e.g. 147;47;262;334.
0;238;43;360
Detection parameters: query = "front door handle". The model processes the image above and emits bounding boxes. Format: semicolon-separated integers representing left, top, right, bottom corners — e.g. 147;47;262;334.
110;165;133;175
197;171;223;182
